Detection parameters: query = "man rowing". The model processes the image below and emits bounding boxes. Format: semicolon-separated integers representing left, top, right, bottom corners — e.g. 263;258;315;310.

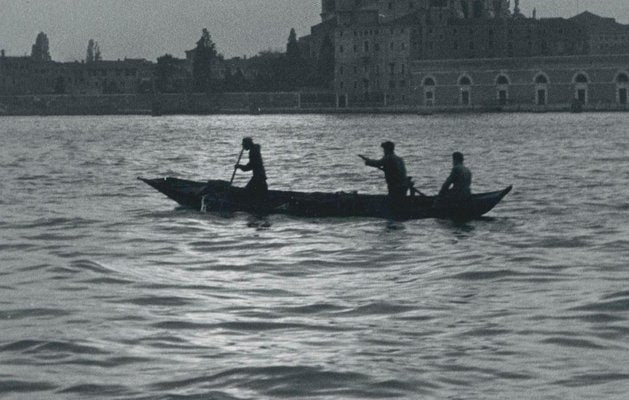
359;141;408;206
236;137;268;200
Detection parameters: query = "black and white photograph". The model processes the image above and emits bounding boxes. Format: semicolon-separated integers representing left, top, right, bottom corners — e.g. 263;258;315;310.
1;0;628;398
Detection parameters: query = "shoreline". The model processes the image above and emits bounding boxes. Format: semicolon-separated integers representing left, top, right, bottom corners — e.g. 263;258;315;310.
1;93;627;116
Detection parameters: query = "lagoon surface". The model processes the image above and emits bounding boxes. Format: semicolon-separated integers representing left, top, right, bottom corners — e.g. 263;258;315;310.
1;113;629;399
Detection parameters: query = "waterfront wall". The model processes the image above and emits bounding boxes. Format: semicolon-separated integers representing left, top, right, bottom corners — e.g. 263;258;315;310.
0;92;339;116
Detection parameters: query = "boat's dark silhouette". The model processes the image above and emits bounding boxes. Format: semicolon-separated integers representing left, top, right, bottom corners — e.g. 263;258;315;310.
139;177;512;221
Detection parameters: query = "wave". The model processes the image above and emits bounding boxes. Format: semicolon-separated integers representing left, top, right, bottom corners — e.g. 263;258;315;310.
0;380;57;394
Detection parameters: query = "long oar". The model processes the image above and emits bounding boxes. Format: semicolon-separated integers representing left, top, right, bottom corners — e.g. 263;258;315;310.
230;148;245;186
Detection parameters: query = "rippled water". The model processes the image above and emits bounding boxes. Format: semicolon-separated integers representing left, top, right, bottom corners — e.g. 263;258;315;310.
1;113;628;399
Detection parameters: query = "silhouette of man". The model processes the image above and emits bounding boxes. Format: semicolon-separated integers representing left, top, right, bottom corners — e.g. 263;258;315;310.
360;141;408;204
438;152;472;204
236;137;267;199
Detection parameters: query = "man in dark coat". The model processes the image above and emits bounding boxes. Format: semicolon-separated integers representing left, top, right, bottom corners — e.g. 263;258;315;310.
360;141;408;205
236;137;268;199
438;152;472;204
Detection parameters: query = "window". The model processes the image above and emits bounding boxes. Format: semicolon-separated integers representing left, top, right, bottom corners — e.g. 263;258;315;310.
423;77;435;86
535;74;548;84
619;88;628;105
496;75;509;85
537;89;547;105
498;90;508;105
461;90;470;105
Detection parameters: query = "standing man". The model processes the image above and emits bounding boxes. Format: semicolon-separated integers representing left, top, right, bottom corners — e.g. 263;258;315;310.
438;152;472;204
359;141;408;205
236;137;268;200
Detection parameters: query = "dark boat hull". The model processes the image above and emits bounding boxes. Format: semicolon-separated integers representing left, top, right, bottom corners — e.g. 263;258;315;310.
139;177;512;221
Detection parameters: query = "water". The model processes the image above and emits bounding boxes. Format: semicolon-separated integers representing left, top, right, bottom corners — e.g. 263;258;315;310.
1;113;628;399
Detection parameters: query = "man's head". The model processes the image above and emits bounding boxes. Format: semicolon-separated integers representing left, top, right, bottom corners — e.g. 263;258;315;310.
453;152;464;165
381;141;395;155
242;137;254;150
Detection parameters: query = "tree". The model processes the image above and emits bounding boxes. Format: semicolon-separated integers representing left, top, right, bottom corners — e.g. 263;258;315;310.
284;28;309;89
86;39;95;63
286;28;300;58
192;28;218;93
31;32;51;61
94;42;102;62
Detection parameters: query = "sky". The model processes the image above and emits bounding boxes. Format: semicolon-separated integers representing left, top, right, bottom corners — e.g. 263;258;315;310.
0;0;628;62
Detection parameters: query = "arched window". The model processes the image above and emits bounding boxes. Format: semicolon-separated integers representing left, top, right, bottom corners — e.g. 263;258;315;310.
458;75;472;106
496;75;510;106
535;74;548;84
616;73;629;83
423;77;435;86
574;73;588;83
496;75;509;85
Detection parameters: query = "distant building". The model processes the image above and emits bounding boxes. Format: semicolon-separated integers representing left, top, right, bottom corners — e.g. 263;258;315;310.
304;0;629;108
570;11;629;55
0;55;154;95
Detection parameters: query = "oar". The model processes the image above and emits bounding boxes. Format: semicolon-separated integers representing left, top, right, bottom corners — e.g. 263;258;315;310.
230;148;245;186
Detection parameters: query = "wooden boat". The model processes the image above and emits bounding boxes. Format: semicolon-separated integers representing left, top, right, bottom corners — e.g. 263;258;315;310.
139;177;512;221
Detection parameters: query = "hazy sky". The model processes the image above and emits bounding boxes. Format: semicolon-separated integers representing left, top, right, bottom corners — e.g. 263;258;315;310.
1;0;628;62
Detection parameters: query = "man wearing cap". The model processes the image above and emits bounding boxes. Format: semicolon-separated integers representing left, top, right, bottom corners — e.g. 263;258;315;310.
236;137;268;199
359;141;408;204
438;152;472;204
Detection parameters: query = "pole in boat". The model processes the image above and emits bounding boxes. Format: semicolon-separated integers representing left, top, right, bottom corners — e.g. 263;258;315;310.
202;147;245;212
230;148;245;186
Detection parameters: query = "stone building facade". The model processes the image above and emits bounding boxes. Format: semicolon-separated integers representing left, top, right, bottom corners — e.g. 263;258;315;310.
309;0;629;109
411;54;629;110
